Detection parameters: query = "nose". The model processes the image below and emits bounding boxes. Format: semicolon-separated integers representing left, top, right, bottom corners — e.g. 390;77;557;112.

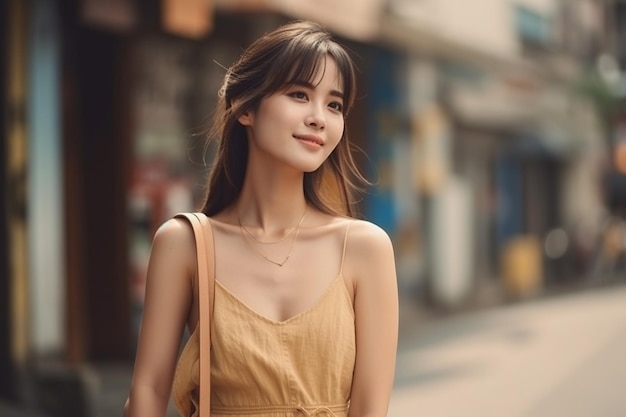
305;104;326;130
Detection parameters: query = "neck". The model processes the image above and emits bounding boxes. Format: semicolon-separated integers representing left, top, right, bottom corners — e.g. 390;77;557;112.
236;168;307;234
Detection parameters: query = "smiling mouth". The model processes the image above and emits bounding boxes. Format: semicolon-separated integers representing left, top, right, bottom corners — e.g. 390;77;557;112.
294;135;324;146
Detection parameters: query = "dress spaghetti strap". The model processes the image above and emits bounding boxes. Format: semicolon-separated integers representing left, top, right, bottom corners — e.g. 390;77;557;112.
339;221;353;276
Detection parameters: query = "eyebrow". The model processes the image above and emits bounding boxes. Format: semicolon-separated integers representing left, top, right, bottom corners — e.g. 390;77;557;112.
289;80;344;100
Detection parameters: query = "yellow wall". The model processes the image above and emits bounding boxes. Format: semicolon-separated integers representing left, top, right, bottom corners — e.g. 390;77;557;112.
6;0;30;365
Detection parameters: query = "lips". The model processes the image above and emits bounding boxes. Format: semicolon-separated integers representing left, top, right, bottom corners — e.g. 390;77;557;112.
294;134;324;146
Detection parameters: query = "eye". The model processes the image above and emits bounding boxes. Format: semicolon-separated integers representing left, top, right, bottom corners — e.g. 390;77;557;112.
288;91;308;100
328;101;343;112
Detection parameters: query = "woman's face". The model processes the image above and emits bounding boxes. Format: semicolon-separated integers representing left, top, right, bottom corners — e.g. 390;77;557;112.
238;55;345;173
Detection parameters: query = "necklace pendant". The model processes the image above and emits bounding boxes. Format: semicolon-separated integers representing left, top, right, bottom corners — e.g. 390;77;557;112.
277;255;290;267
238;207;306;268
266;254;288;267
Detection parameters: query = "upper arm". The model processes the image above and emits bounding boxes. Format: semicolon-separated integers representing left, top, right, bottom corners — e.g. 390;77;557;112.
129;218;196;398
348;221;398;417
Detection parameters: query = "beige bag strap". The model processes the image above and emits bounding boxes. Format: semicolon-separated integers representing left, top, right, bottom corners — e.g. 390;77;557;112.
175;212;215;417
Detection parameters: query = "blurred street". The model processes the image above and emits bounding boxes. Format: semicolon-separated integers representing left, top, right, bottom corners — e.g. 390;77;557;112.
390;284;626;417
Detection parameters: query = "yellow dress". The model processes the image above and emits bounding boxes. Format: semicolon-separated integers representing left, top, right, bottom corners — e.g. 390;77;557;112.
209;225;355;417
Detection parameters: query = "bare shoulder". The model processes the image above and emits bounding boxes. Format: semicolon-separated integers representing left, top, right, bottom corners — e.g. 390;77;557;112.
343;219;395;290
154;217;195;246
150;217;196;272
347;219;394;255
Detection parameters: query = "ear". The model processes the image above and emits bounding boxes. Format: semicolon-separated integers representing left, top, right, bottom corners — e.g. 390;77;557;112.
238;110;254;126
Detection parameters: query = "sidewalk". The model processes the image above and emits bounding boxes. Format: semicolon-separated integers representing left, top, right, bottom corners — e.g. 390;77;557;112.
389;284;626;417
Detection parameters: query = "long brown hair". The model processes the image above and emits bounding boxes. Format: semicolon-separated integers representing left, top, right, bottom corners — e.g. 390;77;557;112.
200;20;369;217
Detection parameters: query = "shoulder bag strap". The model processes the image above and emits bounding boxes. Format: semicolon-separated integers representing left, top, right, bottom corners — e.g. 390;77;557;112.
174;212;215;417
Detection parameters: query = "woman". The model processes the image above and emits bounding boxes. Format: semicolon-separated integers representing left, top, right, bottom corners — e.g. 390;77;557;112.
125;20;398;417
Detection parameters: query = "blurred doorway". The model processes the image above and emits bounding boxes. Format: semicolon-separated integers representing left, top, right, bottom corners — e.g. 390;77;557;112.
62;9;132;362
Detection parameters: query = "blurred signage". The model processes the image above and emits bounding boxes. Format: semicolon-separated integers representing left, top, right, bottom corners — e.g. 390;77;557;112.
81;0;136;32
215;0;384;40
447;77;537;129
214;0;268;10
163;0;214;39
412;104;451;196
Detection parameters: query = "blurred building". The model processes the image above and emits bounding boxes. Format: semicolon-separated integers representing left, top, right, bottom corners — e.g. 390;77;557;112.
369;0;611;306
1;0;619;415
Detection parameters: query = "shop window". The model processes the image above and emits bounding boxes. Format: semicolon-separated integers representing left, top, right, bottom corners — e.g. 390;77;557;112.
514;4;553;49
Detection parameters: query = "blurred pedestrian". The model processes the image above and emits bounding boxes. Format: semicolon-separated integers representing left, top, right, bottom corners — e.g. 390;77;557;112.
124;21;398;417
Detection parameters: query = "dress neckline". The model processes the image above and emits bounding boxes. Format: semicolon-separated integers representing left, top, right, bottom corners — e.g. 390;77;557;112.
214;274;350;325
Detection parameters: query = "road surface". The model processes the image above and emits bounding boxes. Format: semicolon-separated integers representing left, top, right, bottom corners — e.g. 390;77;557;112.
390;285;626;417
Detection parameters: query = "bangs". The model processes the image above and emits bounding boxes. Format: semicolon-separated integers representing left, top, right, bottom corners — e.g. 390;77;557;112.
283;48;329;90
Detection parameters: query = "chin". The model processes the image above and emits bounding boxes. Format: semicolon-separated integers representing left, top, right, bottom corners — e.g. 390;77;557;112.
284;156;327;173
299;161;327;173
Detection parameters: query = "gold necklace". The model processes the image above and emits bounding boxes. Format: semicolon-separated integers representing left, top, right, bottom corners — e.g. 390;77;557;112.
239;209;306;244
237;208;306;267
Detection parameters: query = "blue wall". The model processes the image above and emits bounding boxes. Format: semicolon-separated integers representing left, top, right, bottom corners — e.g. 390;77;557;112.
364;48;403;234
496;154;524;249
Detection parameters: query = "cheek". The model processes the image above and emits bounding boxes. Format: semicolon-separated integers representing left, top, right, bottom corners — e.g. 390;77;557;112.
327;132;344;156
329;118;345;142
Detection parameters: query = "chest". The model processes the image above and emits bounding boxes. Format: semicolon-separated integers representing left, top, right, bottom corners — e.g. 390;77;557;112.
211;226;350;323
211;274;355;362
